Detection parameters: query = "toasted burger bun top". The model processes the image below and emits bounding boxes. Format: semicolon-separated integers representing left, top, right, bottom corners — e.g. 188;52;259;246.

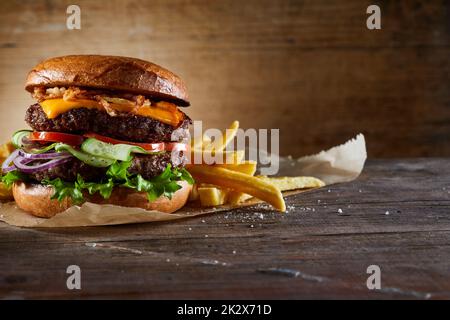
13;181;192;218
25;55;190;106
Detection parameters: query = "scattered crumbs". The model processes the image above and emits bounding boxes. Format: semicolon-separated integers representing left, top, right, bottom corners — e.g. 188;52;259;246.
188;227;192;231
385;211;390;215
338;208;343;214
201;259;220;265
232;250;237;254
166;258;171;262
205;234;209;238
287;205;295;212
256;213;264;219
201;219;206;223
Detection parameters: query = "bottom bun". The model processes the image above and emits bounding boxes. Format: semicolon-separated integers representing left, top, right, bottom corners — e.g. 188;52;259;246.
12;181;192;218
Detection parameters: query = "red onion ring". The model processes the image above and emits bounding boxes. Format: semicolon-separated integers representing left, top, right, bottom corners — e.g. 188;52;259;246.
18;150;71;160
1;164;16;173
13;156;73;174
1;149;19;173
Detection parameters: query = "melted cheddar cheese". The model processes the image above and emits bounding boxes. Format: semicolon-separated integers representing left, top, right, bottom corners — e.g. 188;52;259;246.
39;99;184;126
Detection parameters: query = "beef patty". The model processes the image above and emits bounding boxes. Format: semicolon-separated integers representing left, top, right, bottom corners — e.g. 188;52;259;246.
29;151;187;183
25;103;191;143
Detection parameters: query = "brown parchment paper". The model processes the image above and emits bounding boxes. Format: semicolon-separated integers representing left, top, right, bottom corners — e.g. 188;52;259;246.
0;134;366;228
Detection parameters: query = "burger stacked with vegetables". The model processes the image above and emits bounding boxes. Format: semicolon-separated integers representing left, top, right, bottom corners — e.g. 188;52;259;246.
1;55;194;217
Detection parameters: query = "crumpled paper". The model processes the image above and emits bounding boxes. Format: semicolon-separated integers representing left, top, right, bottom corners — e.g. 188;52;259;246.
0;134;366;228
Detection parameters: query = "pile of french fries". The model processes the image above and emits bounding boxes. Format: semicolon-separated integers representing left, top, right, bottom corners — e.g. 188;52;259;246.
0;142;15;200
187;121;325;212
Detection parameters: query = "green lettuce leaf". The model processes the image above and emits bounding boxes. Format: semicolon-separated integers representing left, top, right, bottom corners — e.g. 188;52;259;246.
42;177;84;204
41;161;195;204
1;170;26;188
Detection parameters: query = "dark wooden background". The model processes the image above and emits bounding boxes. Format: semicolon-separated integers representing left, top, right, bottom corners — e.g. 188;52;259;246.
0;0;449;157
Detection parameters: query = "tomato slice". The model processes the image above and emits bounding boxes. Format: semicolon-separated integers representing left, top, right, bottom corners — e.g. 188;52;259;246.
165;142;189;152
30;131;85;146
83;133;165;152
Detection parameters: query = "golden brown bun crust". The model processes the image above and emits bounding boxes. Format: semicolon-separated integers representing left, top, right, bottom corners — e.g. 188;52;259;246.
12;181;192;218
25;55;190;106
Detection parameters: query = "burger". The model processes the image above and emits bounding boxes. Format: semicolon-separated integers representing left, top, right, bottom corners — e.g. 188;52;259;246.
1;55;194;218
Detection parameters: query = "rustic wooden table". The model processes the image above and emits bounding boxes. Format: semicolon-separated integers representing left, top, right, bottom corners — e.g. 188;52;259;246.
0;159;449;299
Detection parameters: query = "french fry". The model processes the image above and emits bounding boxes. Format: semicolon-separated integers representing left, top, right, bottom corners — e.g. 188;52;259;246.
0;185;13;201
214;160;257;175
204;121;239;152
227;191;253;205
187;165;286;212
188;184;199;201
191;134;212;151
189;150;245;165
0;142;14;158
198;187;228;206
0;141;15;201
257;176;325;190
214;160;257;204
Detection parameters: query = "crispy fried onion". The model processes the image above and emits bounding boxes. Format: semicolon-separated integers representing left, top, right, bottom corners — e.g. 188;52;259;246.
32;86;154;117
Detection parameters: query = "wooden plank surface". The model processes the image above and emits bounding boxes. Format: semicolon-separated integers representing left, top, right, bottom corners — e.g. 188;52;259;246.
0;0;449;157
0;158;449;299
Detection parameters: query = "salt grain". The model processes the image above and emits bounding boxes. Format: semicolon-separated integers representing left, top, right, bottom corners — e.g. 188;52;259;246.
205;234;209;238
385;211;390;215
188;227;192;231
201;219;205;223
232;250;237;254
338;208;343;214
